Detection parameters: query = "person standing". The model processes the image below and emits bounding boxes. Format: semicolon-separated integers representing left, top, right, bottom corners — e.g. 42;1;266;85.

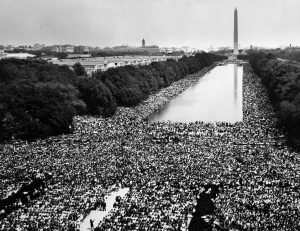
90;219;94;230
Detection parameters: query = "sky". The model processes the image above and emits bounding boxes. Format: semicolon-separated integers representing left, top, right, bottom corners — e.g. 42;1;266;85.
0;0;300;49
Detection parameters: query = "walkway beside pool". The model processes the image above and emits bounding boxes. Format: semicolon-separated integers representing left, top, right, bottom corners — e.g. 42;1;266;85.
80;187;129;231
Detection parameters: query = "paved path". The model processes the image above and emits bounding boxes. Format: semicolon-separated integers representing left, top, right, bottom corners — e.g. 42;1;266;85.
80;188;129;231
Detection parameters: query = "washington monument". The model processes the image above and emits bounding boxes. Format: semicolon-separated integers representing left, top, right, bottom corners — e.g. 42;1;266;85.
234;8;238;55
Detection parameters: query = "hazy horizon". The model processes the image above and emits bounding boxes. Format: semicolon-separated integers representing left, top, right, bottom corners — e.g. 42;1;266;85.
1;0;300;49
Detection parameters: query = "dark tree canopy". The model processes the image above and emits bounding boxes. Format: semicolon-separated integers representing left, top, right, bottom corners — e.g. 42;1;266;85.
78;77;117;117
248;51;300;147
0;82;85;140
73;62;86;76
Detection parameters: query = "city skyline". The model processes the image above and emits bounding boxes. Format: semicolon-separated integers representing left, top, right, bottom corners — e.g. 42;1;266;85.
1;0;300;49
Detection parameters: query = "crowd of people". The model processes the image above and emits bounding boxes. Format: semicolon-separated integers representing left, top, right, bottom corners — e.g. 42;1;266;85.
1;63;299;230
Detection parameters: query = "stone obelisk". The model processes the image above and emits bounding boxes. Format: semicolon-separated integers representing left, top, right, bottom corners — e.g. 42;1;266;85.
234;8;238;55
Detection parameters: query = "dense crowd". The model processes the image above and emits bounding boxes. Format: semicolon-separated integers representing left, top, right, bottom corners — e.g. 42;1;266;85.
1;63;299;230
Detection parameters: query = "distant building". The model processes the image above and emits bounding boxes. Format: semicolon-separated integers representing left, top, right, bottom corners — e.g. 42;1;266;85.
0;45;5;53
3;53;36;59
67;54;92;59
89;47;101;52
5;45;15;51
80;46;90;53
84;64;105;75
62;45;74;53
40;56;58;61
181;46;190;53
51;46;60;52
0;46;6;59
16;45;28;50
216;47;232;56
51;45;74;53
51;55;179;76
142;38;145;47
159;47;183;54
74;46;90;53
32;44;45;51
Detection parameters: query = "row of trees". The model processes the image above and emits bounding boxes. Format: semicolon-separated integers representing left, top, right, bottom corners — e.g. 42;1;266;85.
248;52;300;147
0;53;225;141
244;48;300;63
250;48;300;63
94;53;224;107
278;51;300;63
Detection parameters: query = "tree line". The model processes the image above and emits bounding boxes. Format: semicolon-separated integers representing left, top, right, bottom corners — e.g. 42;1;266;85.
0;52;225;141
259;48;300;63
277;50;300;63
248;51;300;147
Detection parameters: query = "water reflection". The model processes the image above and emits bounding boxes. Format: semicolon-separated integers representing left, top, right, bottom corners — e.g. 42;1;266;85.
234;63;238;103
149;63;243;123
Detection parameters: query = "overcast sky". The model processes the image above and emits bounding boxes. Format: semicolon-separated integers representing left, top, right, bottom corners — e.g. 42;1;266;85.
0;0;300;49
